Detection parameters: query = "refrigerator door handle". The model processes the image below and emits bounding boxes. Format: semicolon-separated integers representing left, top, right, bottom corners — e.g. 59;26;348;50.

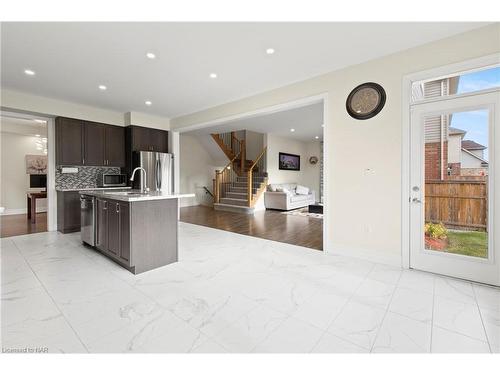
156;157;161;190
158;158;162;190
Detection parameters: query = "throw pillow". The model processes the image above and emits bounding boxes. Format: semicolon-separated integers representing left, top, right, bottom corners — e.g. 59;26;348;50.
295;185;309;195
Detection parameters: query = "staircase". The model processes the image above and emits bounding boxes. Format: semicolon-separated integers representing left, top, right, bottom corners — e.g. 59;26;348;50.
211;132;268;214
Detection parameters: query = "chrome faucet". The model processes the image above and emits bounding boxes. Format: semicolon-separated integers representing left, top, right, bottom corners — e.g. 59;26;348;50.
130;167;150;193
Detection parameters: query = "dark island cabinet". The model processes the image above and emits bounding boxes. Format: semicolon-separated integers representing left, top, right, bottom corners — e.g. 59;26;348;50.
96;198;130;266
96;198;108;252
56;117;125;167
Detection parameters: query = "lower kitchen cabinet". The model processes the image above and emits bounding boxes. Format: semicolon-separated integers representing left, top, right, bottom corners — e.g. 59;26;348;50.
96;198;130;266
96;198;108;252
57;191;81;233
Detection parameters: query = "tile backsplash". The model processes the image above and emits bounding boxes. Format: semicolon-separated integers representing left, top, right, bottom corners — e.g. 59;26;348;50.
56;166;120;190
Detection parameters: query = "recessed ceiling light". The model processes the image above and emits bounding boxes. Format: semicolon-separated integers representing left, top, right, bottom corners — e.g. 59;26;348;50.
145;100;152;106
266;48;275;55
98;85;107;91
315;136;319;139
35;134;40;137
24;69;35;76
209;73;217;79
290;128;295;132
146;52;156;59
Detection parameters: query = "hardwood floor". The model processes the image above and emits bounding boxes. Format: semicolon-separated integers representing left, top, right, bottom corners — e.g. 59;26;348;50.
180;205;323;251
0;213;47;238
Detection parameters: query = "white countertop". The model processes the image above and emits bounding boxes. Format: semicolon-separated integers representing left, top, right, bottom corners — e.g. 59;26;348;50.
57;187;132;192
79;190;195;202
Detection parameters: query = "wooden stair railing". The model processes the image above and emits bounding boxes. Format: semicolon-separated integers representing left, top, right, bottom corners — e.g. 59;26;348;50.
211;132;246;175
214;151;242;204
247;147;267;207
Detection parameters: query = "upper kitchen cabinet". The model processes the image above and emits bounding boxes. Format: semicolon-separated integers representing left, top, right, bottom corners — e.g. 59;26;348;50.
56;117;84;166
84;121;106;166
56;117;125;167
104;125;126;167
127;125;168;153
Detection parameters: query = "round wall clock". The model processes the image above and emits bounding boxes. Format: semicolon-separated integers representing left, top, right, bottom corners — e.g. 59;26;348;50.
309;156;318;165
346;82;386;120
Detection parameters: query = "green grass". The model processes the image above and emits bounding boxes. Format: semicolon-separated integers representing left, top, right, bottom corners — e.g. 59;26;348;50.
445;230;488;258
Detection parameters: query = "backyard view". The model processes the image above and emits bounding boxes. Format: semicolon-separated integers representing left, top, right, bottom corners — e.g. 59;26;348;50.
420;68;499;259
423;91;490;257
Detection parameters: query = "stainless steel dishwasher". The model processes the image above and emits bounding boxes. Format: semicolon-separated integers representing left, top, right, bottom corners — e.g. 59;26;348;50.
80;194;96;246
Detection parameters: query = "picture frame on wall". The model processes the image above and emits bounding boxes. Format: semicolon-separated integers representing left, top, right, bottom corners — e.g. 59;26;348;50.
279;152;300;171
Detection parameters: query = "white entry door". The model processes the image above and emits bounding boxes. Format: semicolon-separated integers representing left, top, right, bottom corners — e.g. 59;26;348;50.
410;90;500;286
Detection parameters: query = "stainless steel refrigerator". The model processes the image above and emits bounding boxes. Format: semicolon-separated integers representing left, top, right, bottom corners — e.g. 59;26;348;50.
133;151;173;193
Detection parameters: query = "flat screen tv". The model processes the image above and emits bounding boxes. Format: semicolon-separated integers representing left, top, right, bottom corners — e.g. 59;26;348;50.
279;152;300;171
30;174;47;189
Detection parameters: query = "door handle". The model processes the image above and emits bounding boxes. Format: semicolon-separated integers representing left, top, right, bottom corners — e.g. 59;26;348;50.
412;197;422;203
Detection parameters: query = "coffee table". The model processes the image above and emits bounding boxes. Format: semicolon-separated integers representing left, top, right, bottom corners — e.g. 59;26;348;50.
308;203;323;214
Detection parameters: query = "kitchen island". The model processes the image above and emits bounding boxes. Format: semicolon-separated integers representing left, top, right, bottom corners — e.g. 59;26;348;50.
80;190;194;274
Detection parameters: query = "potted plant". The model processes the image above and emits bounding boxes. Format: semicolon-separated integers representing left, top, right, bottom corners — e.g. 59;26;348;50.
424;222;448;251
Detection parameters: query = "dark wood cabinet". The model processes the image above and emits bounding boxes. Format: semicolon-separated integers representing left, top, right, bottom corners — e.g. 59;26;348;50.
95;198;130;265
57;191;81;233
87;196;177;274
107;201;120;257
149;128;169;153
125;125;169;177
105;126;126;167
84;122;106;166
96;198;108;251
128;126;168;153
56;118;84;166
56;117;126;167
118;202;130;262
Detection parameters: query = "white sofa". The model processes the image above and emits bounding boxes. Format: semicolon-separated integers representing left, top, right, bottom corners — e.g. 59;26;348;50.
264;183;316;211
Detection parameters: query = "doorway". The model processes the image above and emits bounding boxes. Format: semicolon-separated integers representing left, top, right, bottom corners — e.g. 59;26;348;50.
0;112;54;237
173;94;328;252
409;90;499;285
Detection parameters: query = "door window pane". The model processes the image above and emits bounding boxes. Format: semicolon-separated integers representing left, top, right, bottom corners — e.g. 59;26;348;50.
423;109;489;258
412;66;500;102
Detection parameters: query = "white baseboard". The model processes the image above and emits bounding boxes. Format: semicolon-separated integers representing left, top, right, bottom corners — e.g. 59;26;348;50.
326;242;402;268
0;207;48;216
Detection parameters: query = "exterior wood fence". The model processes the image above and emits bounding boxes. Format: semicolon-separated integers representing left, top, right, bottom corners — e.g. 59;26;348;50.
425;180;488;231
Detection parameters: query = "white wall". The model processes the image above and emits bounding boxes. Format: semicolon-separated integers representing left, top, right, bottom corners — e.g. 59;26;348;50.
179;134;218;207
171;24;500;265
265;134;321;195
1;89;170;129
448;134;462;164
245;130;264;160
0;132;47;214
461;149;485;168
469;149;485;159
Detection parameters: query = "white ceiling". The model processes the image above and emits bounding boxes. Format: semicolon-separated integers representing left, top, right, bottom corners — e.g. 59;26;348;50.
0;116;47;137
186;101;324;142
1;22;487;118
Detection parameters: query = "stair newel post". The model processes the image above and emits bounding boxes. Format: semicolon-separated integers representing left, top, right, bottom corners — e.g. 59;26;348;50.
215;171;220;203
247;170;253;206
241;140;245;173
